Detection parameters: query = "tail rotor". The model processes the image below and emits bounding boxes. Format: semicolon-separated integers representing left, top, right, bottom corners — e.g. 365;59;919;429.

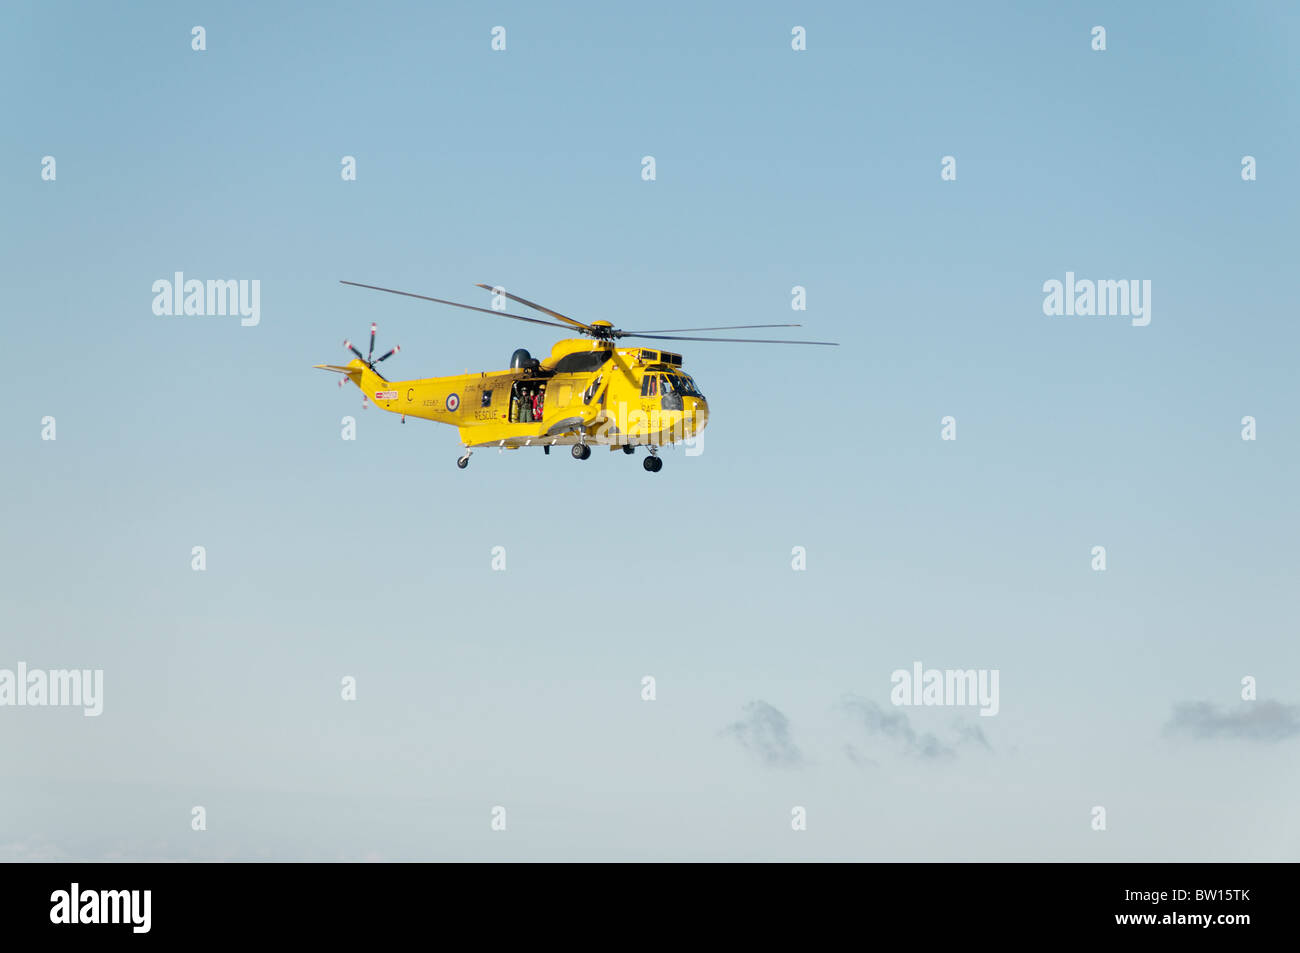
343;323;401;376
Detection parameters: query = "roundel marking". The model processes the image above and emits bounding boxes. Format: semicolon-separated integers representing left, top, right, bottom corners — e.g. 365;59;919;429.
446;393;461;412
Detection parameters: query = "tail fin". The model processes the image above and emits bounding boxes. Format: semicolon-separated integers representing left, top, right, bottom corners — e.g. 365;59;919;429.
315;362;364;386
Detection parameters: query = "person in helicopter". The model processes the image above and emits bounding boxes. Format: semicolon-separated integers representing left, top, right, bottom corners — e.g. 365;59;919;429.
531;387;544;421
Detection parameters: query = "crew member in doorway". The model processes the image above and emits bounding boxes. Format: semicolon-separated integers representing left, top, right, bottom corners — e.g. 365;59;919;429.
531;388;544;421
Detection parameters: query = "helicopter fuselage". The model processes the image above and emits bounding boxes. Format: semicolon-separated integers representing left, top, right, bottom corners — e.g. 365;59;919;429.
325;337;709;450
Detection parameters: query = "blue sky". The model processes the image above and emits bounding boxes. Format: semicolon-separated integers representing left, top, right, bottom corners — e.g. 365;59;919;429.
1;0;1298;860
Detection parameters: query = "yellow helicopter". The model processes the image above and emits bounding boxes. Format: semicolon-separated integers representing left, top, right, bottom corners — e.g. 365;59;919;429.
316;281;838;471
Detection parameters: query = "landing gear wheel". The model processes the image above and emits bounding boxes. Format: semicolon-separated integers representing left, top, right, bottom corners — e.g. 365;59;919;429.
572;444;591;460
456;455;470;469
623;445;636;455
643;455;663;472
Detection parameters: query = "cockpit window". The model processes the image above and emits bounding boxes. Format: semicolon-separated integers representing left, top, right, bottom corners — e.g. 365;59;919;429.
664;373;701;398
641;374;658;397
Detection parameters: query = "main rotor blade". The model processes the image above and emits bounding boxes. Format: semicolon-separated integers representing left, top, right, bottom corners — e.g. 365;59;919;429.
623;324;804;333
340;281;575;331
474;283;592;332
626;332;839;346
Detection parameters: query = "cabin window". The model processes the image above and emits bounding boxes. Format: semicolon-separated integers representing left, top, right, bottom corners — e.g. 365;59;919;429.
481;389;493;407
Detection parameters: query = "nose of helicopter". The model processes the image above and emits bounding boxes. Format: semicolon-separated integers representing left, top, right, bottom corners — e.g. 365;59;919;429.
688;396;709;433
